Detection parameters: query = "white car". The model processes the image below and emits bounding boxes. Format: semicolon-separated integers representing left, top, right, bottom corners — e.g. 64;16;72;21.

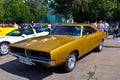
0;28;49;55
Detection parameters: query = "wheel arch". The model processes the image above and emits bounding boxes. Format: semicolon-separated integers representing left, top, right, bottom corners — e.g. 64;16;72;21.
63;49;79;72
70;50;79;59
0;41;11;44
101;38;104;42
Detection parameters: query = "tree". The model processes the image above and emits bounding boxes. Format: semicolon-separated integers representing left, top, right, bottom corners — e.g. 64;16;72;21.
89;0;117;21
50;0;119;22
112;1;120;21
34;3;47;22
24;0;48;22
3;0;32;23
50;0;92;22
72;0;91;22
0;0;3;22
50;0;73;20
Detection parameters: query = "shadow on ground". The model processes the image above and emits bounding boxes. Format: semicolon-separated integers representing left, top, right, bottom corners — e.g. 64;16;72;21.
0;50;96;80
104;45;120;48
0;59;67;80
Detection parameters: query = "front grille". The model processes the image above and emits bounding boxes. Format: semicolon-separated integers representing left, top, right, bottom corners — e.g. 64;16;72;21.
10;46;50;61
10;47;26;57
27;50;50;61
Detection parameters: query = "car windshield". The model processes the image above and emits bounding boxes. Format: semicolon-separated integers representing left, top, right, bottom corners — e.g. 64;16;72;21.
50;26;81;36
6;28;34;36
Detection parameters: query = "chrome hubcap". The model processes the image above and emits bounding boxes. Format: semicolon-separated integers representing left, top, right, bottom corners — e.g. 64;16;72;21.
68;55;76;69
0;44;9;54
99;41;103;50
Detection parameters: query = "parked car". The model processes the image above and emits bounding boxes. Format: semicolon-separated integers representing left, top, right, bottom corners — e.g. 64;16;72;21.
0;28;49;55
9;23;106;72
0;27;17;36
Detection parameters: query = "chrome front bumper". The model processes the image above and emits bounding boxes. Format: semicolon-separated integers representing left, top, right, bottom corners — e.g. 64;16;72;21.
9;52;56;66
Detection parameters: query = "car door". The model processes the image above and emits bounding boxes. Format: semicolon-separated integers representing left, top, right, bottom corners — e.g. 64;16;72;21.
82;26;98;54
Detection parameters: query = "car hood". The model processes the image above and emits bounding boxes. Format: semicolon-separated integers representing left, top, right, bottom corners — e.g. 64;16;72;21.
10;35;79;53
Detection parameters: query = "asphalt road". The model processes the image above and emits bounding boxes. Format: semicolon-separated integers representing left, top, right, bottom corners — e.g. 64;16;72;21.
0;35;120;80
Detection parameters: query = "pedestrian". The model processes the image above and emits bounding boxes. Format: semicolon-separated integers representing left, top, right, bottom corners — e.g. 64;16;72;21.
117;26;120;37
40;23;43;28
93;21;98;27
113;22;119;39
13;22;19;28
103;20;109;38
30;20;36;29
48;23;52;32
29;20;37;34
22;23;28;29
86;21;90;24
97;20;105;31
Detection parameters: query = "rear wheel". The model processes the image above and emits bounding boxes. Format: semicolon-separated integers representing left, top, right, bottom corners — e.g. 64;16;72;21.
95;40;104;52
0;42;10;55
64;52;76;72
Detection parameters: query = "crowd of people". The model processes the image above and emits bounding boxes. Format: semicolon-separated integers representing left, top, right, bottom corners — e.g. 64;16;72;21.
92;20;120;39
93;20;109;31
12;21;52;32
2;20;120;39
93;20;109;37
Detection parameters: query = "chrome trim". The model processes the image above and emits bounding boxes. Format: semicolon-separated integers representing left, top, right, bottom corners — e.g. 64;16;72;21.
9;52;55;66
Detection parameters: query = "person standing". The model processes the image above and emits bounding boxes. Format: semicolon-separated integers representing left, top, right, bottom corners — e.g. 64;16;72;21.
30;20;36;34
30;20;36;29
48;23;52;32
93;21;98;27
103;20;109;38
97;20;105;32
113;22;119;39
13;22;18;28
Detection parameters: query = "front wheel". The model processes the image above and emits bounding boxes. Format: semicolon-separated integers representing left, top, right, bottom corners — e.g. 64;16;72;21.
64;52;76;72
0;42;10;55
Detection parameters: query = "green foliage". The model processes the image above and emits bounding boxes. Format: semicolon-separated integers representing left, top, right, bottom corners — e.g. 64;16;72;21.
3;0;33;23
89;0;117;21
0;0;3;22
50;0;72;19
0;0;120;23
34;3;47;22
50;0;120;22
0;0;47;23
72;0;91;22
24;0;48;22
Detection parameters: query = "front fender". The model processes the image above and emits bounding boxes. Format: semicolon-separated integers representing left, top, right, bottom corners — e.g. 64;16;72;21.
50;40;80;66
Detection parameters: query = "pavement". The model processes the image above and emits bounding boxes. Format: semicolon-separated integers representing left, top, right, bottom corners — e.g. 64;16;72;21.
0;35;120;80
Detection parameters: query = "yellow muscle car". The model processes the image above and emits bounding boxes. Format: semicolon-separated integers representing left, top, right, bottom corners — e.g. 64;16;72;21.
0;27;17;36
9;23;106;72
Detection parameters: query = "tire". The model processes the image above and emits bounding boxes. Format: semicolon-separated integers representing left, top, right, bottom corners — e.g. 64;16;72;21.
95;40;104;52
64;52;76;72
0;42;10;55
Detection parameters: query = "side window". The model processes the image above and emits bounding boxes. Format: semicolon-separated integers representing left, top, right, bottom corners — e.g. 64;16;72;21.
83;26;97;35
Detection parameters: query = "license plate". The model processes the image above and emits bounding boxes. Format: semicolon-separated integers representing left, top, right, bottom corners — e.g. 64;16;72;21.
19;57;33;65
